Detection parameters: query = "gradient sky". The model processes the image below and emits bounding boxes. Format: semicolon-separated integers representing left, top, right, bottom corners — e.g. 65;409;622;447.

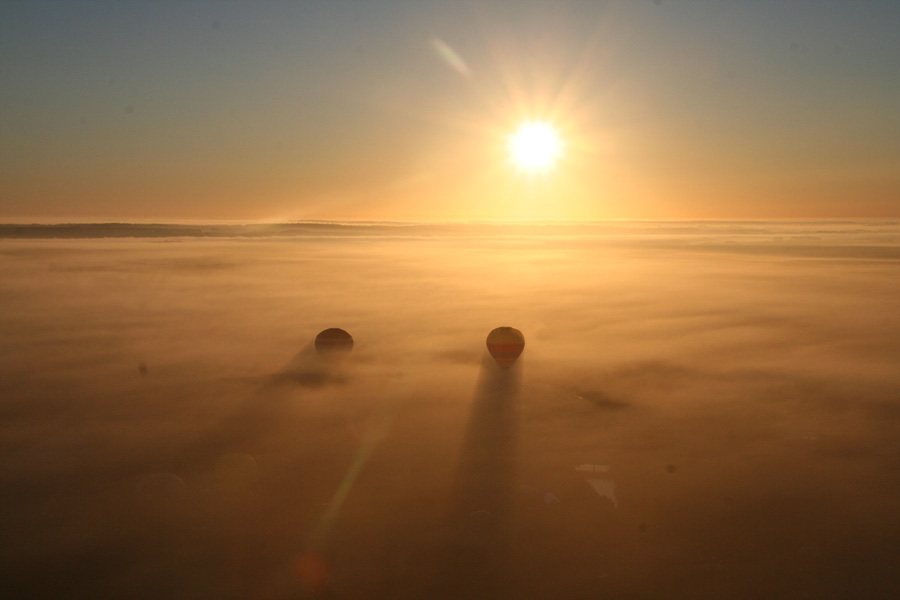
2;0;899;221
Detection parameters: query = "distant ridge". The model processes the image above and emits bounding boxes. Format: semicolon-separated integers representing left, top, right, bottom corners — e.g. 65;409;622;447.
0;221;663;239
2;221;900;250
0;222;422;239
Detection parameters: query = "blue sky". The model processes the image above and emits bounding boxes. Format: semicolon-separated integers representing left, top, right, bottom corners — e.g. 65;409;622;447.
2;0;899;220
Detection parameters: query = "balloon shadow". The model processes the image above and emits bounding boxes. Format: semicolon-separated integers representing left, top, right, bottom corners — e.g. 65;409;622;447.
148;343;352;475
435;352;521;598
194;343;355;459
268;343;351;388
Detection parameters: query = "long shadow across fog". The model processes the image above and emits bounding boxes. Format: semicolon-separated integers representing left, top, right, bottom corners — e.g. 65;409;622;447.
431;353;521;600
0;342;350;512
112;342;354;482
171;343;351;469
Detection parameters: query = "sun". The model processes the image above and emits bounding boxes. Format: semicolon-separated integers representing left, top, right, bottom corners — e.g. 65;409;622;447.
508;121;563;173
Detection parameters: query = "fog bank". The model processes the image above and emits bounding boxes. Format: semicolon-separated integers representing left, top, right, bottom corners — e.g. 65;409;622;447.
2;222;899;598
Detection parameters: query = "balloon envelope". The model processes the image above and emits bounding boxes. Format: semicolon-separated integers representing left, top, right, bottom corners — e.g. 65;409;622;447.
486;327;524;367
315;328;354;359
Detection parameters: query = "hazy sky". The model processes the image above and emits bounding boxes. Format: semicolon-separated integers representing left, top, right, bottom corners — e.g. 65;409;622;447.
2;0;899;221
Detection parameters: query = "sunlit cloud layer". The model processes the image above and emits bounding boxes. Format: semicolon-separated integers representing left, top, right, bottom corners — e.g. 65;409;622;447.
2;222;899;597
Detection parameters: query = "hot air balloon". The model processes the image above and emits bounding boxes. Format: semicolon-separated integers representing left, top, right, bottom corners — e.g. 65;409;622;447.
315;328;354;359
486;327;524;368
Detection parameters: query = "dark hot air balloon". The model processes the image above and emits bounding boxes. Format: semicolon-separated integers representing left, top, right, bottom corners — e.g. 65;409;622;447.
486;327;524;368
315;328;354;359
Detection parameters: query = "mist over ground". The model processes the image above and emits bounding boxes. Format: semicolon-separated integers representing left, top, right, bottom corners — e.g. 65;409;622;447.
2;222;899;598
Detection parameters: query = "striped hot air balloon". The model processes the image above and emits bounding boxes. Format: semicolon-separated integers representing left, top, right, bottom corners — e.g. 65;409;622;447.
315;328;354;359
486;327;524;368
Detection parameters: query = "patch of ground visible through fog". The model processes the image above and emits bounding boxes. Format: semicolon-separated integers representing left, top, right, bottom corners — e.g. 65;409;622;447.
1;222;899;599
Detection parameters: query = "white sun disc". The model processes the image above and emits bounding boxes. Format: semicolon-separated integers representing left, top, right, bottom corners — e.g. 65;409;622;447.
508;122;562;173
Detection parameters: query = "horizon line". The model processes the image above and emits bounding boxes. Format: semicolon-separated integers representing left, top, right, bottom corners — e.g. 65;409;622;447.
3;216;900;227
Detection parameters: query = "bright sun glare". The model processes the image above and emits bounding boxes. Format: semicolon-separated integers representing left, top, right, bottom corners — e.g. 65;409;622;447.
508;121;562;173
